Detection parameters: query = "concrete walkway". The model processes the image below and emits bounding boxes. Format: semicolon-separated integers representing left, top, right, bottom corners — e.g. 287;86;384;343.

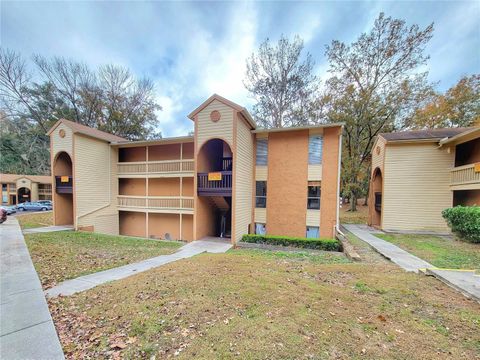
46;238;232;298
343;224;433;272
1;218;64;359
343;224;480;302
23;225;74;234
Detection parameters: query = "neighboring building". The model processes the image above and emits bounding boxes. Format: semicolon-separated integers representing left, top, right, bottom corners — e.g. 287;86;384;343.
47;94;343;244
0;173;52;205
368;126;480;233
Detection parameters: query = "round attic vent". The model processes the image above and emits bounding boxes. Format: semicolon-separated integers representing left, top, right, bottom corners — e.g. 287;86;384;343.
375;146;381;155
59;129;66;138
210;110;221;122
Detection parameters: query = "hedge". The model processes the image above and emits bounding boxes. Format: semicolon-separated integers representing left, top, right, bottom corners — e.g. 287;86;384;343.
241;234;342;251
442;206;480;243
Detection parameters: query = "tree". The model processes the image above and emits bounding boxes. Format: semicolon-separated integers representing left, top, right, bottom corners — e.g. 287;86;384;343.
323;13;434;211
410;74;480;128
244;35;320;128
0;48;162;175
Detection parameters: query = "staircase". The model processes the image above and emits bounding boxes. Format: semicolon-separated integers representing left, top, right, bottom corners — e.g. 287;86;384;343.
208;196;230;211
207;196;232;238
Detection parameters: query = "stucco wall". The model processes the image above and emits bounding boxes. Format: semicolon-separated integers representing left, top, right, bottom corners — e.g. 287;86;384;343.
148;178;179;196
148;213;180;240
149;144;181;161
119;178;146;196
119;211;146;237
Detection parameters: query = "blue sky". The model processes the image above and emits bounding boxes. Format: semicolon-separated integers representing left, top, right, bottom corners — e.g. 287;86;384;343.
2;1;479;137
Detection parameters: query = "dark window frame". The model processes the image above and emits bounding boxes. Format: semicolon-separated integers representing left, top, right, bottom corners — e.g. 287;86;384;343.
308;135;323;165
307;184;321;210
255;181;267;208
256;139;268;165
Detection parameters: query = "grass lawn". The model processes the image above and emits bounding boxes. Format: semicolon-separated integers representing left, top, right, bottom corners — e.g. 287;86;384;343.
377;233;480;271
16;211;53;229
25;231;182;289
48;248;480;359
340;204;368;224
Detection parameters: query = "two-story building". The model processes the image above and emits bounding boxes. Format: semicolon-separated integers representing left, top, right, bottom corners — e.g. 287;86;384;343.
368;126;480;233
47;94;343;244
0;173;52;205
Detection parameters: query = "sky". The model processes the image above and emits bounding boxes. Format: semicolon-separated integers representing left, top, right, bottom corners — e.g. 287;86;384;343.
2;1;479;137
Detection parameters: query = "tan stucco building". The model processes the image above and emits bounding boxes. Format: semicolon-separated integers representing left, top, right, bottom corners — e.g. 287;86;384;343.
368;126;480;233
47;94;343;244
0;173;52;205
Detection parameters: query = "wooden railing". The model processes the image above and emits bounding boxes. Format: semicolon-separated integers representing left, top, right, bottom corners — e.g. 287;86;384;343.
450;163;480;186
117;159;194;175
197;171;232;196
38;188;52;195
117;195;194;211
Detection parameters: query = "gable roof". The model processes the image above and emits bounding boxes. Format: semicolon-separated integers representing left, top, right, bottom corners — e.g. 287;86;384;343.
0;173;51;184
379;127;471;143
47;119;126;142
187;94;256;129
439;126;480;147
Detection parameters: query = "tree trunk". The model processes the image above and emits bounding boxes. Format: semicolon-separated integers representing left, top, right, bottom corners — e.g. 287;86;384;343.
350;191;357;212
363;183;369;206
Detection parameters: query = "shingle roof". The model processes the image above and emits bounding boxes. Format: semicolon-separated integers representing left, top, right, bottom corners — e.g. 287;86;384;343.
0;173;51;184
47;119;126;142
380;127;471;142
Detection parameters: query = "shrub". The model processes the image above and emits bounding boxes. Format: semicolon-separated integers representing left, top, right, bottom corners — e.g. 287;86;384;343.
442;206;480;243
241;234;342;251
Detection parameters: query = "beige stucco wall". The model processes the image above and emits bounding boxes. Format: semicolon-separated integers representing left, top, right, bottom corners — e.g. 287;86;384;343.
382;143;454;232
196;99;234;149
74;134;119;234
233;114;254;243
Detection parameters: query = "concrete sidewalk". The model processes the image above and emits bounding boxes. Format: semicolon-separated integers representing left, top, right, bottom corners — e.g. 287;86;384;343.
343;224;433;272
1;218;64;359
343;224;480;302
23;225;74;234
46;239;232;298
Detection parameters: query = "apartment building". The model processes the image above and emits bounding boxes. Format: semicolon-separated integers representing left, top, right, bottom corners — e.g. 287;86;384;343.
47;94;343;244
0;173;52;205
368;126;480;233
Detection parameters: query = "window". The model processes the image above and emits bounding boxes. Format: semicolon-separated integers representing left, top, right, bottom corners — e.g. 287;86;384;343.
255;181;267;208
308;135;323;164
255;223;266;235
2;184;7;191
307;182;321;210
256;139;268;165
306;226;319;239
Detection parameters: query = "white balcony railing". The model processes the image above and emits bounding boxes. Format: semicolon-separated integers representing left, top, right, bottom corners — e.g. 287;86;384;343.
450;163;480;186
117;159;194;176
117;195;194;212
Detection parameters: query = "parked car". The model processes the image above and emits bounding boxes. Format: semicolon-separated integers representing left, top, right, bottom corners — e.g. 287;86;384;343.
1;205;17;215
16;202;52;212
0;208;6;224
37;200;53;207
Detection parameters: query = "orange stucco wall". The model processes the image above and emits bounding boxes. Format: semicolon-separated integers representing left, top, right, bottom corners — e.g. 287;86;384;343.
368;168;383;227
119;178;146;196
119;147;146;162
53;152;73;225
266;130;309;237
119;211;146;237
149;144;181;161
148;178;180;196
148;213;180;240
182;214;194;241
195;196;216;239
453;189;480;206
183;142;194;159
320;127;341;238
182;177;194;196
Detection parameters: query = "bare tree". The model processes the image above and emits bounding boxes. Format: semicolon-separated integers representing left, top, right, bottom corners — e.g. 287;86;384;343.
244;35;320;128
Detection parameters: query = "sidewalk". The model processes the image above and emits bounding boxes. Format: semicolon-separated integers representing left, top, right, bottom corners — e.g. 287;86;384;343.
23;225;74;234
0;218;64;359
343;224;480;302
46;238;232;298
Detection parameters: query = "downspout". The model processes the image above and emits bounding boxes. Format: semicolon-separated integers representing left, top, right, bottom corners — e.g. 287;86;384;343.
335;126;343;235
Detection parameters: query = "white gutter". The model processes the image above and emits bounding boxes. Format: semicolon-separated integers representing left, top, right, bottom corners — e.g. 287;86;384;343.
335;126;343;233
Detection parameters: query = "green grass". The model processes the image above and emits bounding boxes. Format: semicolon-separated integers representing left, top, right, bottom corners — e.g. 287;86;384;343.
229;248;351;264
48;251;480;359
16;211;53;229
25;231;182;288
377;233;480;270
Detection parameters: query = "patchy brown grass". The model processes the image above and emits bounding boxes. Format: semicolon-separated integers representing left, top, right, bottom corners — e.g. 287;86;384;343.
16;211;53;229
49;248;480;359
340;203;369;224
25;231;182;289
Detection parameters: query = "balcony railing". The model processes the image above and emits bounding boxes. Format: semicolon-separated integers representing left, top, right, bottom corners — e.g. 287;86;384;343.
197;171;232;196
117;159;194;176
117;195;194;212
55;176;73;194
450;163;480;188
